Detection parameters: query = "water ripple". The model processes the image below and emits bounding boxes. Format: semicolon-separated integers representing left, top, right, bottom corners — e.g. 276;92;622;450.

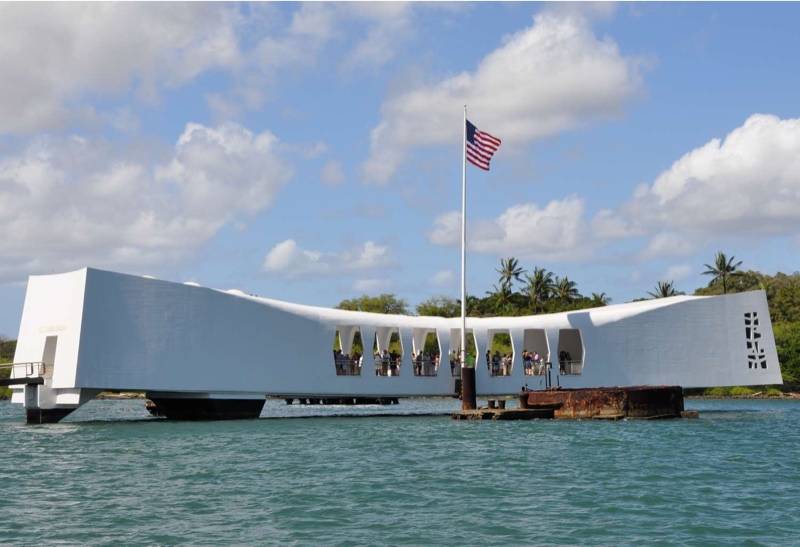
1;398;799;545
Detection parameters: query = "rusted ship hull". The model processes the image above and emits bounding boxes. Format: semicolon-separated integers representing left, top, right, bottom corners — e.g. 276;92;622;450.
519;386;684;420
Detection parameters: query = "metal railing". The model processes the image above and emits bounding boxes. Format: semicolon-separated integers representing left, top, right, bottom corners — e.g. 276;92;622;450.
485;356;513;377
0;361;49;378
488;366;512;376
373;357;401;377
335;358;361;376
412;358;437;377
523;360;548;376
559;360;584;375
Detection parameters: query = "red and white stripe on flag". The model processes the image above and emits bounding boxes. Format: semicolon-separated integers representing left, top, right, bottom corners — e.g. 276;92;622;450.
466;120;501;171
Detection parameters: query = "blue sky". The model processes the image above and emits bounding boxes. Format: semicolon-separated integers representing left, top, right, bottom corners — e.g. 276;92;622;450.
2;2;800;337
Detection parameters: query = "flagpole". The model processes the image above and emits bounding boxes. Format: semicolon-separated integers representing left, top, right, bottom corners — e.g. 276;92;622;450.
461;104;467;370
460;105;477;411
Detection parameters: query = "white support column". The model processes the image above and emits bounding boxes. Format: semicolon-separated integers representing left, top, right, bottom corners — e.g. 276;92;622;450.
360;327;376;359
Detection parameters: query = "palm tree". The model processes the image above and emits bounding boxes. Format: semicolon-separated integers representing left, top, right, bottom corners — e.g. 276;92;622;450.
486;280;514;314
524;267;555;313
553;276;582;306
648;280;680;299
590;292;612;307
495;257;525;290
702;251;743;294
456;294;482;317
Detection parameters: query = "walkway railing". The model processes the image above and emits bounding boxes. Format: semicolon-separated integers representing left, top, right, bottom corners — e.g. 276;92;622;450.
0;361;49;378
331;357;583;378
335;358;361;376
489;364;512;377
413;358;437;377
0;361;49;386
559;360;584;375
523;361;547;376
373;357;401;377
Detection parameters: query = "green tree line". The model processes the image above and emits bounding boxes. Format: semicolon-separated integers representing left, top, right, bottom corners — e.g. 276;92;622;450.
0;336;16;398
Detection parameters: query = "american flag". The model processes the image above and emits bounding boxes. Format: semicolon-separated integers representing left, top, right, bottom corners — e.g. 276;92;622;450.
466;120;501;171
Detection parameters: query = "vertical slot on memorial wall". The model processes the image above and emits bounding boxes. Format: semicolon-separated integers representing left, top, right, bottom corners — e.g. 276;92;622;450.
412;330;440;377
557;329;584;375
332;326;363;376
486;330;514;377
41;335;58;378
522;329;549;376
374;327;403;377
449;329;478;371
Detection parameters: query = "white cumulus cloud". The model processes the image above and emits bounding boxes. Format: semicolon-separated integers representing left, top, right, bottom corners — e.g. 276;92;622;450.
0;123;292;281
207;3;435;121
637;114;800;234
596;113;800;256
0;3;242;134
338;2;416;73
157;123;290;219
427;195;594;262
425;114;800;266
262;240;398;278
363;10;644;184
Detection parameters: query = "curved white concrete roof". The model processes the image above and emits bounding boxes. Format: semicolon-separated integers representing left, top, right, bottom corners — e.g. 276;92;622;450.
213;285;708;331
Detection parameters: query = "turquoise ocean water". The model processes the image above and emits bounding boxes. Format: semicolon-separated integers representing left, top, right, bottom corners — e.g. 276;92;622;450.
1;397;799;546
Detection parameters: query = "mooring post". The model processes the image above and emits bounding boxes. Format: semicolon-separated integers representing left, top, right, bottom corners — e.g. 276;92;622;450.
461;366;476;410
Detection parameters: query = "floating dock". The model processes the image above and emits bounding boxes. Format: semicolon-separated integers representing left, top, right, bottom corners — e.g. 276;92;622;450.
454;386;692;420
453;408;555;420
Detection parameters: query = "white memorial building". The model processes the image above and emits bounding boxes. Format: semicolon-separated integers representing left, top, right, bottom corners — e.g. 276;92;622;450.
9;268;782;422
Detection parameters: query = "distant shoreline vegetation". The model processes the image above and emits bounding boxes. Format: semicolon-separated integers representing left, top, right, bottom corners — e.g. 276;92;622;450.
2;252;799;399
684;387;789;398
1;338;16;398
